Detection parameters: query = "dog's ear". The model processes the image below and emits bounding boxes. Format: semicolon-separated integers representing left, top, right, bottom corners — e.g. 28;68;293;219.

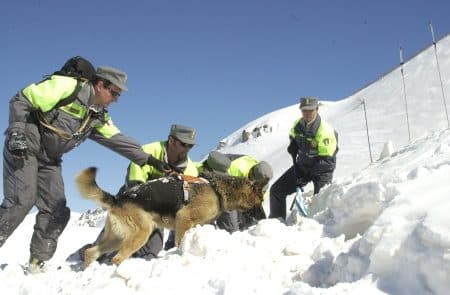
255;177;270;189
252;177;270;199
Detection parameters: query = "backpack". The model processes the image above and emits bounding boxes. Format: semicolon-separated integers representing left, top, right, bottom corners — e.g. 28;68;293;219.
33;56;99;139
50;56;96;109
53;56;96;82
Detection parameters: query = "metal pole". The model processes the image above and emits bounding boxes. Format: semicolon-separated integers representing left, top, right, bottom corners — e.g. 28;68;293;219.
399;46;412;143
361;99;373;163
429;21;450;128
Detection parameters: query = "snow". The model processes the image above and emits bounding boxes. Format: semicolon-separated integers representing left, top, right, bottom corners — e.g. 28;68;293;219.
1;34;450;295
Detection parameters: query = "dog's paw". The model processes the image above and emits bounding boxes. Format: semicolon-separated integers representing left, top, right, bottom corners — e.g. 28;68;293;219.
111;255;125;266
83;247;99;268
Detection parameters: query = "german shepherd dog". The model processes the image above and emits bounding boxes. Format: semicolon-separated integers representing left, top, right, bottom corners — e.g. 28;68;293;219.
75;167;268;267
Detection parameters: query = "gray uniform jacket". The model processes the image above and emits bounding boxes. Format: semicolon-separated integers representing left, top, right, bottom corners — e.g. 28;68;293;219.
1;76;150;261
7;77;149;165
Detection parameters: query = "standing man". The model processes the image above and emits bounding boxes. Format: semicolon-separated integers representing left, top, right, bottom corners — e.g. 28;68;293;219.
77;124;198;261
269;97;338;220
0;57;171;272
199;151;273;232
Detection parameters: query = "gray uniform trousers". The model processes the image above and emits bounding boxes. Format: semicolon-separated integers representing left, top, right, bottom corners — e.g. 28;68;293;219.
215;210;239;233
0;147;70;261
268;166;297;219
269;165;332;219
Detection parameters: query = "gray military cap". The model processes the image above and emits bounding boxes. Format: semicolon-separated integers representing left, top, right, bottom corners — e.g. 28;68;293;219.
299;96;319;110
96;66;128;91
170;124;196;145
250;161;273;181
206;151;231;173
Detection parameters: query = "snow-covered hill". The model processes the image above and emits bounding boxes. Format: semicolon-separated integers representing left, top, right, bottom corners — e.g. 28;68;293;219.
219;34;450;182
1;34;450;295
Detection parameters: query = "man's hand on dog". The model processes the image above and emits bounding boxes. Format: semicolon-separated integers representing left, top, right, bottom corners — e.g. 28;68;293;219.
166;164;184;177
168;164;184;174
146;156;184;176
147;155;172;174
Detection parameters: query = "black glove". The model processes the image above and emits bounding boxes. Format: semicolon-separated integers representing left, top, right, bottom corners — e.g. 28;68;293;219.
168;164;184;174
147;155;172;174
7;132;28;159
294;173;308;188
295;178;307;188
293;163;306;188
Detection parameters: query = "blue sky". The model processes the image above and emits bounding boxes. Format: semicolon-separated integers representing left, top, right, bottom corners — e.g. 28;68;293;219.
1;0;450;212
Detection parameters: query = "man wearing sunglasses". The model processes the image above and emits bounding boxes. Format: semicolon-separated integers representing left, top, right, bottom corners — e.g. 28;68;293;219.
0;58;174;273
76;124;198;262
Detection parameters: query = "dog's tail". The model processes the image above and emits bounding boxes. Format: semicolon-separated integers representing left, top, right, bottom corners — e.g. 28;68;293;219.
75;167;116;209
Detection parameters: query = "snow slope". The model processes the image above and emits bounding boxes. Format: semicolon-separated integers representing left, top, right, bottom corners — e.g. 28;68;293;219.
1;33;450;295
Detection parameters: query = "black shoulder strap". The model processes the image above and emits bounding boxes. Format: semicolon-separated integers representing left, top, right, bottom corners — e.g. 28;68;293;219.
52;80;83;110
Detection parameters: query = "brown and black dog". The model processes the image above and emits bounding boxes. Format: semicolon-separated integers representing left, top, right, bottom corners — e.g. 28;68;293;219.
75;167;268;267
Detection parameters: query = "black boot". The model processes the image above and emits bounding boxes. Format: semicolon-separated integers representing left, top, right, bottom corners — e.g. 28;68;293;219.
164;230;176;250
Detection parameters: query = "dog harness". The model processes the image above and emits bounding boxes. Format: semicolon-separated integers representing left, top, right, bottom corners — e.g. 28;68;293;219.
119;174;210;215
178;174;209;203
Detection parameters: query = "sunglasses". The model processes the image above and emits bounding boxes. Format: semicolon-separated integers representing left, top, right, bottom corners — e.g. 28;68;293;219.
107;87;121;98
172;136;194;148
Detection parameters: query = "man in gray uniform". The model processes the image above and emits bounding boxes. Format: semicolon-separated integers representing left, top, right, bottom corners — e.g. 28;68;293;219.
0;57;172;272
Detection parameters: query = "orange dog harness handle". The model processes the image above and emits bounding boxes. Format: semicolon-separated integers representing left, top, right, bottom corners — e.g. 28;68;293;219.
178;175;209;184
